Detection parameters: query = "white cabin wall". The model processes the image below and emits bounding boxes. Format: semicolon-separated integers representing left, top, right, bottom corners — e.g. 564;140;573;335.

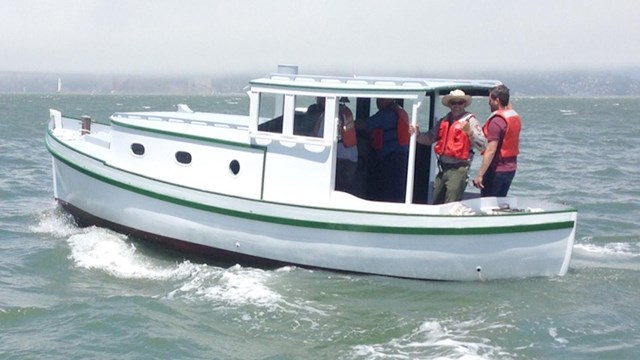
260;141;333;204
109;127;266;199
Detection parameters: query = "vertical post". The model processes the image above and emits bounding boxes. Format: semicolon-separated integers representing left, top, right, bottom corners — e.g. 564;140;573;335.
50;109;62;129
248;91;260;133
282;95;295;136
427;93;440;204
325;96;338;193
405;99;422;204
323;96;338;140
81;115;91;135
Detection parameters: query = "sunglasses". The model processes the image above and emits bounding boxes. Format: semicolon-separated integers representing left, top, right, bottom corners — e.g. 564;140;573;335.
450;100;466;106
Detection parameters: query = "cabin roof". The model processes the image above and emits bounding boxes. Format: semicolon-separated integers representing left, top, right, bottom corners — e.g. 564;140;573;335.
250;73;502;97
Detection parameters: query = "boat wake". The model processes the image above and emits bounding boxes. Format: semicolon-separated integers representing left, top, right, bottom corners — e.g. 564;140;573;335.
66;228;187;280
33;208;331;315
571;236;640;271
350;317;515;360
29;204;81;238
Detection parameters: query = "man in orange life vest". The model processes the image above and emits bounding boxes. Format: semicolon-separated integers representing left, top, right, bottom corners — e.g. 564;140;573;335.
362;98;410;203
473;84;522;197
410;89;487;204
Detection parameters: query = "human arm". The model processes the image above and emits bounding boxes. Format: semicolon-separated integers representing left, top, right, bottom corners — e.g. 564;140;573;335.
464;116;487;151
408;122;437;146
473;140;498;189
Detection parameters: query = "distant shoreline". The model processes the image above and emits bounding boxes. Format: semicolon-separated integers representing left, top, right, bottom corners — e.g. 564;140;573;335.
2;69;639;97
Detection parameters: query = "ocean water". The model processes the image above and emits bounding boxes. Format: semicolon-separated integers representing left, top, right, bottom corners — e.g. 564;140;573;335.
1;93;639;359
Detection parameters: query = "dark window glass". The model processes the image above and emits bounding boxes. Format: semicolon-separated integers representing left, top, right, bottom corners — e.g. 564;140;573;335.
229;160;240;175
131;143;145;156
175;151;192;164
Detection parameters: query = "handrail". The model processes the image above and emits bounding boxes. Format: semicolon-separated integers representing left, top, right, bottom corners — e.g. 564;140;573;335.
248;130;331;147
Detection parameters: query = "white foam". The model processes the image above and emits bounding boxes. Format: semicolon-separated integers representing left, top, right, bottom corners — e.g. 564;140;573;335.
31;207;197;281
66;227;191;280
30;206;83;238
63;226;294;309
35;209;327;315
548;327;569;344
560;109;577;116
167;265;289;310
574;242;640;258
166;265;335;319
350;318;514;359
571;241;640;270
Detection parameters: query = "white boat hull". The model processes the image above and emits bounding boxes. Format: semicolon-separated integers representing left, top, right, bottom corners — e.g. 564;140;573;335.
47;132;576;281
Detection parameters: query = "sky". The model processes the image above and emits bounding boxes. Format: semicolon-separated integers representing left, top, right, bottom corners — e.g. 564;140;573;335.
1;0;639;78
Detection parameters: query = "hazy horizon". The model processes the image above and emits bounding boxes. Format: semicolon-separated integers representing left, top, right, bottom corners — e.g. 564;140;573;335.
2;0;639;78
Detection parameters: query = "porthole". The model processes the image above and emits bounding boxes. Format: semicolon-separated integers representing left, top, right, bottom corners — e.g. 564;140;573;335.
131;143;145;156
229;160;240;175
175;151;192;165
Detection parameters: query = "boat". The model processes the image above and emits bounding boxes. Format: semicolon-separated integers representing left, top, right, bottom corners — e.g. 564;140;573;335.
45;65;577;281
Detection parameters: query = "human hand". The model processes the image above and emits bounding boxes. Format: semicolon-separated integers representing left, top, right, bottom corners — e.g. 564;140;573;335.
473;175;484;189
461;119;471;135
408;124;420;134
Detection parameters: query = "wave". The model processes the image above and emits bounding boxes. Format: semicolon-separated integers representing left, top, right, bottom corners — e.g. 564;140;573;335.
571;237;640;271
559;109;577;116
349;317;515;360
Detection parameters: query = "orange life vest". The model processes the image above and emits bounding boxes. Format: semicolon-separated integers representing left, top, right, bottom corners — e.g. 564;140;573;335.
434;113;473;161
483;109;521;158
371;104;411;150
394;104;411;146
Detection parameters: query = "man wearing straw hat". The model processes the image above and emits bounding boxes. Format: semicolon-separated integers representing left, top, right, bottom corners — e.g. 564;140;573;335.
410;89;487;204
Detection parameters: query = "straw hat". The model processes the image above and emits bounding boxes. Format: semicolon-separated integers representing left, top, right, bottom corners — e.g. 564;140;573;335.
442;89;472;108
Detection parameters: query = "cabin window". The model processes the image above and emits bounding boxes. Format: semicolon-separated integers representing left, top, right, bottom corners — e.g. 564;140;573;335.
257;93;282;133
175;151;192;165
294;95;323;137
130;143;145;156
229;160;240;175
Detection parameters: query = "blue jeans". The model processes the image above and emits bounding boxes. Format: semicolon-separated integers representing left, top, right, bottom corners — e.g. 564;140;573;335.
481;170;515;197
381;151;408;203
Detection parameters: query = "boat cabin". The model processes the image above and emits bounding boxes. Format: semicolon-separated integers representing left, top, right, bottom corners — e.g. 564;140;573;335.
246;71;501;205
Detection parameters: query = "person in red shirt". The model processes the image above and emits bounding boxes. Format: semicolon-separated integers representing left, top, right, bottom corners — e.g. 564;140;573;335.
474;85;522;197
